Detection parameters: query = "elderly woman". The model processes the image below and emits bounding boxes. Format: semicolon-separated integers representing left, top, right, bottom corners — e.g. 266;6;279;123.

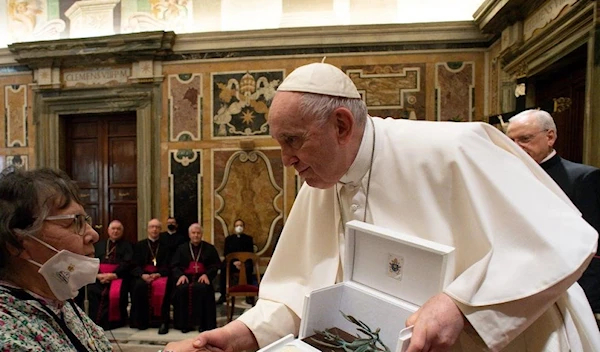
0;167;112;351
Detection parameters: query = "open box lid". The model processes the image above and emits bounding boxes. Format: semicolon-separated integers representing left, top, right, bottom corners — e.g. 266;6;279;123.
343;220;455;306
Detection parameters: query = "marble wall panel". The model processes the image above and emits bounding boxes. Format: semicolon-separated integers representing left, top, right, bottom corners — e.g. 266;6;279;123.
344;64;426;120
211;70;283;138
169;149;202;233
213;149;284;257
5;85;27;147
6;155;28;170
169;73;202;141
435;62;475;121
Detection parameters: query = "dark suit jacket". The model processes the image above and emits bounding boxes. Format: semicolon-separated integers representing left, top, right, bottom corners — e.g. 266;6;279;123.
224;233;255;276
541;153;600;312
160;230;188;254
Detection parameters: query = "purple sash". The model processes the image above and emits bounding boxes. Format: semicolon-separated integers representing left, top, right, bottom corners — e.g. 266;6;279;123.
184;262;205;275
99;263;122;322
143;264;167;316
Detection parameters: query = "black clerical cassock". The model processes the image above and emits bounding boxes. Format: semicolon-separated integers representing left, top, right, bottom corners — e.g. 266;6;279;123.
171;240;221;332
130;237;172;329
86;238;133;329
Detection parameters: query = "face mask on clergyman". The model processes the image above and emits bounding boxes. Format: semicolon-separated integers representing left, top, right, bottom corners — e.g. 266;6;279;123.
167;224;176;231
235;226;244;234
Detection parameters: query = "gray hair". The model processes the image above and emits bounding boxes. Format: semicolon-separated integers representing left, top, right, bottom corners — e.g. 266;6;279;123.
0;167;82;276
509;109;557;133
298;93;368;128
189;223;203;233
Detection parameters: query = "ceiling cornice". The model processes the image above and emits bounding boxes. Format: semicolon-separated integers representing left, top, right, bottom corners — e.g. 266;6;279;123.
173;22;494;54
474;0;549;34
8;31;175;69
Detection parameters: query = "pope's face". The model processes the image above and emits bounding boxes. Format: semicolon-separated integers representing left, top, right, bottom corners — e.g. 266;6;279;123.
268;92;348;189
506;115;555;163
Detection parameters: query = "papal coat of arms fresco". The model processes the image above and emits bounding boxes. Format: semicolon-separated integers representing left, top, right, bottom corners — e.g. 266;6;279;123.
212;70;283;138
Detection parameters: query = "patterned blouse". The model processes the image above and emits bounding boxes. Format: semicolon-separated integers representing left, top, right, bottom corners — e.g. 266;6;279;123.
0;284;112;352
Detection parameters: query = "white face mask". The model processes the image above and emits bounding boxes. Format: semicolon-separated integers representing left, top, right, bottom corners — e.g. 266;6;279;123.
26;235;99;301
234;226;244;234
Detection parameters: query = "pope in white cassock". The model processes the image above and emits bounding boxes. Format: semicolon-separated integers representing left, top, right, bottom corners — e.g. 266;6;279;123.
165;63;600;352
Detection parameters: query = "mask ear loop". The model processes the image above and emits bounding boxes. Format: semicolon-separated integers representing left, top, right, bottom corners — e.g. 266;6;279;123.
23;233;61;253
14;230;60;267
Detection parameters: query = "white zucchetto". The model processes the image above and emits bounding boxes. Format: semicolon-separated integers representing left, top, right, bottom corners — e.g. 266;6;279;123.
277;63;361;99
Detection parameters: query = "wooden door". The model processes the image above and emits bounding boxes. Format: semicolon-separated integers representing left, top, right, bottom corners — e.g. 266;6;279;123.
64;112;138;244
533;45;587;163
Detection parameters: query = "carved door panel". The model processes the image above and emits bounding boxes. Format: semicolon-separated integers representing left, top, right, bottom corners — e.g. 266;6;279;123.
533;46;586;163
64;112;138;244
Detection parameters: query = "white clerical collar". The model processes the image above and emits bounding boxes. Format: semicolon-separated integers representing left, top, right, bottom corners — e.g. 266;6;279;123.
540;149;556;164
339;117;374;186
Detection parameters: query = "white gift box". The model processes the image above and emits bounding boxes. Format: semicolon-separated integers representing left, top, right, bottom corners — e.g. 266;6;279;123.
259;220;455;352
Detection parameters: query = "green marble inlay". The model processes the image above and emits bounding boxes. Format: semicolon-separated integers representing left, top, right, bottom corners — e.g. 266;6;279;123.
447;62;464;70
176;149;194;160
178;73;192;81
178;134;192;142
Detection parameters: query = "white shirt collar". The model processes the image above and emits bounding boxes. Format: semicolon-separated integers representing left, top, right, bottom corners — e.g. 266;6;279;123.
541;149;556;163
339;117;374;186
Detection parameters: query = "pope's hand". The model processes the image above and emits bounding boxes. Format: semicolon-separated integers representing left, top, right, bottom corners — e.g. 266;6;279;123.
164;319;257;352
405;293;464;352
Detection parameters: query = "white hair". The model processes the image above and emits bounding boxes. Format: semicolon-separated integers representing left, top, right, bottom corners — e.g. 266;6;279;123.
509;109;556;133
298;92;367;128
188;223;203;233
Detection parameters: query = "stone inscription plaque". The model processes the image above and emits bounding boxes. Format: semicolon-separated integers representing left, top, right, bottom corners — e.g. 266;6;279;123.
63;67;131;88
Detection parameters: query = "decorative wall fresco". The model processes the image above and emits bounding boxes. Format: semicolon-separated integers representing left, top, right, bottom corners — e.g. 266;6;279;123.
211;70;283;138
169;149;202;234
344;64;426;120
213;149;284;257
5;84;27;147
435;62;475;121
122;0;194;33
0;1;482;48
169;73;202;141
6;0;65;44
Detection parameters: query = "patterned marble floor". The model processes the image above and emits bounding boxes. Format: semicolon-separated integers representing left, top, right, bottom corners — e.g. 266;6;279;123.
107;295;253;351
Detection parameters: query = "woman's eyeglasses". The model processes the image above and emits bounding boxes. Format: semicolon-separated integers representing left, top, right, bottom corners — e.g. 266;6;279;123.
44;214;93;236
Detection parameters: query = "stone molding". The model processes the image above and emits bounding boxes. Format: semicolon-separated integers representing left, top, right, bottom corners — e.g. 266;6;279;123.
8;31;175;69
33;86;161;240
474;0;546;34
173;22;493;55
500;0;593;79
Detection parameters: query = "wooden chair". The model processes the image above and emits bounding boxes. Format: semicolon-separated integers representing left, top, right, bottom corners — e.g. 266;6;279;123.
224;252;261;322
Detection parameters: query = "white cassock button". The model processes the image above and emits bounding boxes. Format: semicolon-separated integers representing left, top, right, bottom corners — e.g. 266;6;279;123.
351;204;359;211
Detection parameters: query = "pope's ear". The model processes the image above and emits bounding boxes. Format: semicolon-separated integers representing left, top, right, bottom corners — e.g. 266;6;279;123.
333;107;355;144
